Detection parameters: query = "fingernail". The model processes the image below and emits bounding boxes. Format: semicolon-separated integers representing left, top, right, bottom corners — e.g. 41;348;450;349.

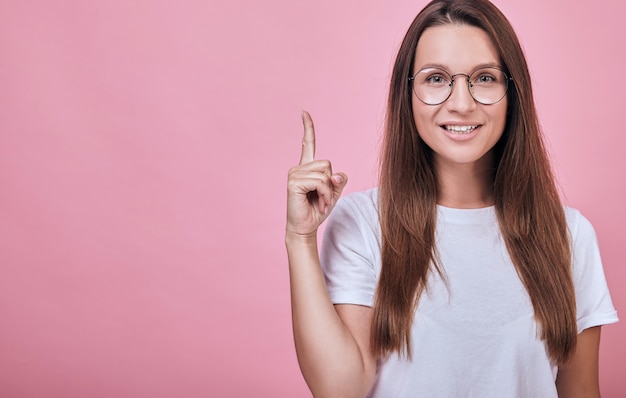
332;175;343;184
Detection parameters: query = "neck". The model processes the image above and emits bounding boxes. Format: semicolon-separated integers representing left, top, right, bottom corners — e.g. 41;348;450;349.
435;155;495;209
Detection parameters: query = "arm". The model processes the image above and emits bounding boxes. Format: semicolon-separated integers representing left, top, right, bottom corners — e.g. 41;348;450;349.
555;326;602;398
286;112;376;397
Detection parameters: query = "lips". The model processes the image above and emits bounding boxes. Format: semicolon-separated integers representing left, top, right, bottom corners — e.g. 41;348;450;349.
442;125;479;134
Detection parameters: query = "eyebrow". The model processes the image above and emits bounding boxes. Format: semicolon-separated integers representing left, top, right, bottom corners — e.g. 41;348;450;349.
416;62;502;73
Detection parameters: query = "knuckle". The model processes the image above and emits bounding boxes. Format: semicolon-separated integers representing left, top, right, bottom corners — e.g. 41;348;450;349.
318;173;330;184
319;159;331;168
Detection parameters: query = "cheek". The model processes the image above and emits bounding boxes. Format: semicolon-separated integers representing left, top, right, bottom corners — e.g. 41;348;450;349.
411;99;434;132
491;100;508;133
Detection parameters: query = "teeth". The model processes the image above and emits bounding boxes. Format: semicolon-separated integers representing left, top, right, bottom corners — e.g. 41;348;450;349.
444;125;478;134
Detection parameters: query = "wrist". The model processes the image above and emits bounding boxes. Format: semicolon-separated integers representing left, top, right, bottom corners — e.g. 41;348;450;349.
285;229;318;248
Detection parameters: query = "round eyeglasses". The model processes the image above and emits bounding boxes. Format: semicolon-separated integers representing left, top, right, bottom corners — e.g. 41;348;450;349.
409;66;511;105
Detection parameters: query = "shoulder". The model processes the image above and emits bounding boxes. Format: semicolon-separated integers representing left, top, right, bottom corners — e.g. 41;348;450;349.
563;206;597;244
336;187;378;211
330;188;380;226
324;187;381;247
563;206;585;229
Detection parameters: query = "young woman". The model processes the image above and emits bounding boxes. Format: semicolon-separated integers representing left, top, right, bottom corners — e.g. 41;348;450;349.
285;0;618;396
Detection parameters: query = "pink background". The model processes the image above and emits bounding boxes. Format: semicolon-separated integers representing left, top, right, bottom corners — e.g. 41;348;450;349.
0;0;623;396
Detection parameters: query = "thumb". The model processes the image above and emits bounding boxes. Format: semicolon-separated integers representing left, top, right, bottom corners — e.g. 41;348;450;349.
330;173;348;203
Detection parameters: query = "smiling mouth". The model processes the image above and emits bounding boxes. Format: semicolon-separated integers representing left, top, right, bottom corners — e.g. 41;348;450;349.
442;125;479;134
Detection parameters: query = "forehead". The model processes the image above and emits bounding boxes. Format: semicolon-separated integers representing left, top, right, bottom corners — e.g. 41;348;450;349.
413;24;500;72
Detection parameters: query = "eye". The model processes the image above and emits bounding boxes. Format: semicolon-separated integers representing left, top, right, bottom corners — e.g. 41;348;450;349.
427;74;447;84
474;74;496;84
420;72;450;86
471;68;505;86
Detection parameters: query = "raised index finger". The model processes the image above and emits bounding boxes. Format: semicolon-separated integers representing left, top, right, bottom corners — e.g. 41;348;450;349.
299;110;316;165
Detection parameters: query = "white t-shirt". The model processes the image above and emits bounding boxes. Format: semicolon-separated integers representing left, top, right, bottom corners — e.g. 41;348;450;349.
320;188;618;398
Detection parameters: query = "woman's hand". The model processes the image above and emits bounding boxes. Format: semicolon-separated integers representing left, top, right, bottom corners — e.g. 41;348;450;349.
286;111;348;239
285;113;374;398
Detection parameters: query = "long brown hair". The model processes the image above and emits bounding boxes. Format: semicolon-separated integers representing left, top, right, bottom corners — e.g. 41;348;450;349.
374;0;576;365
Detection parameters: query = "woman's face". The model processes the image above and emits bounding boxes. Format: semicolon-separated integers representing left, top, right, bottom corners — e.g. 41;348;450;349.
411;24;507;171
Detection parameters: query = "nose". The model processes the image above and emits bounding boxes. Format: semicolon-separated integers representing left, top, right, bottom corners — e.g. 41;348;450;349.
446;74;476;113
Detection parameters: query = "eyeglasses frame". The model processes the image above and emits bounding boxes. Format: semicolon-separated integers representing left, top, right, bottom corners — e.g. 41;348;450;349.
408;66;513;106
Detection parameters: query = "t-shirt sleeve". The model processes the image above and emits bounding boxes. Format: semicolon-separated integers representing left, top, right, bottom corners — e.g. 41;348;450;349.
567;208;619;333
320;193;379;307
